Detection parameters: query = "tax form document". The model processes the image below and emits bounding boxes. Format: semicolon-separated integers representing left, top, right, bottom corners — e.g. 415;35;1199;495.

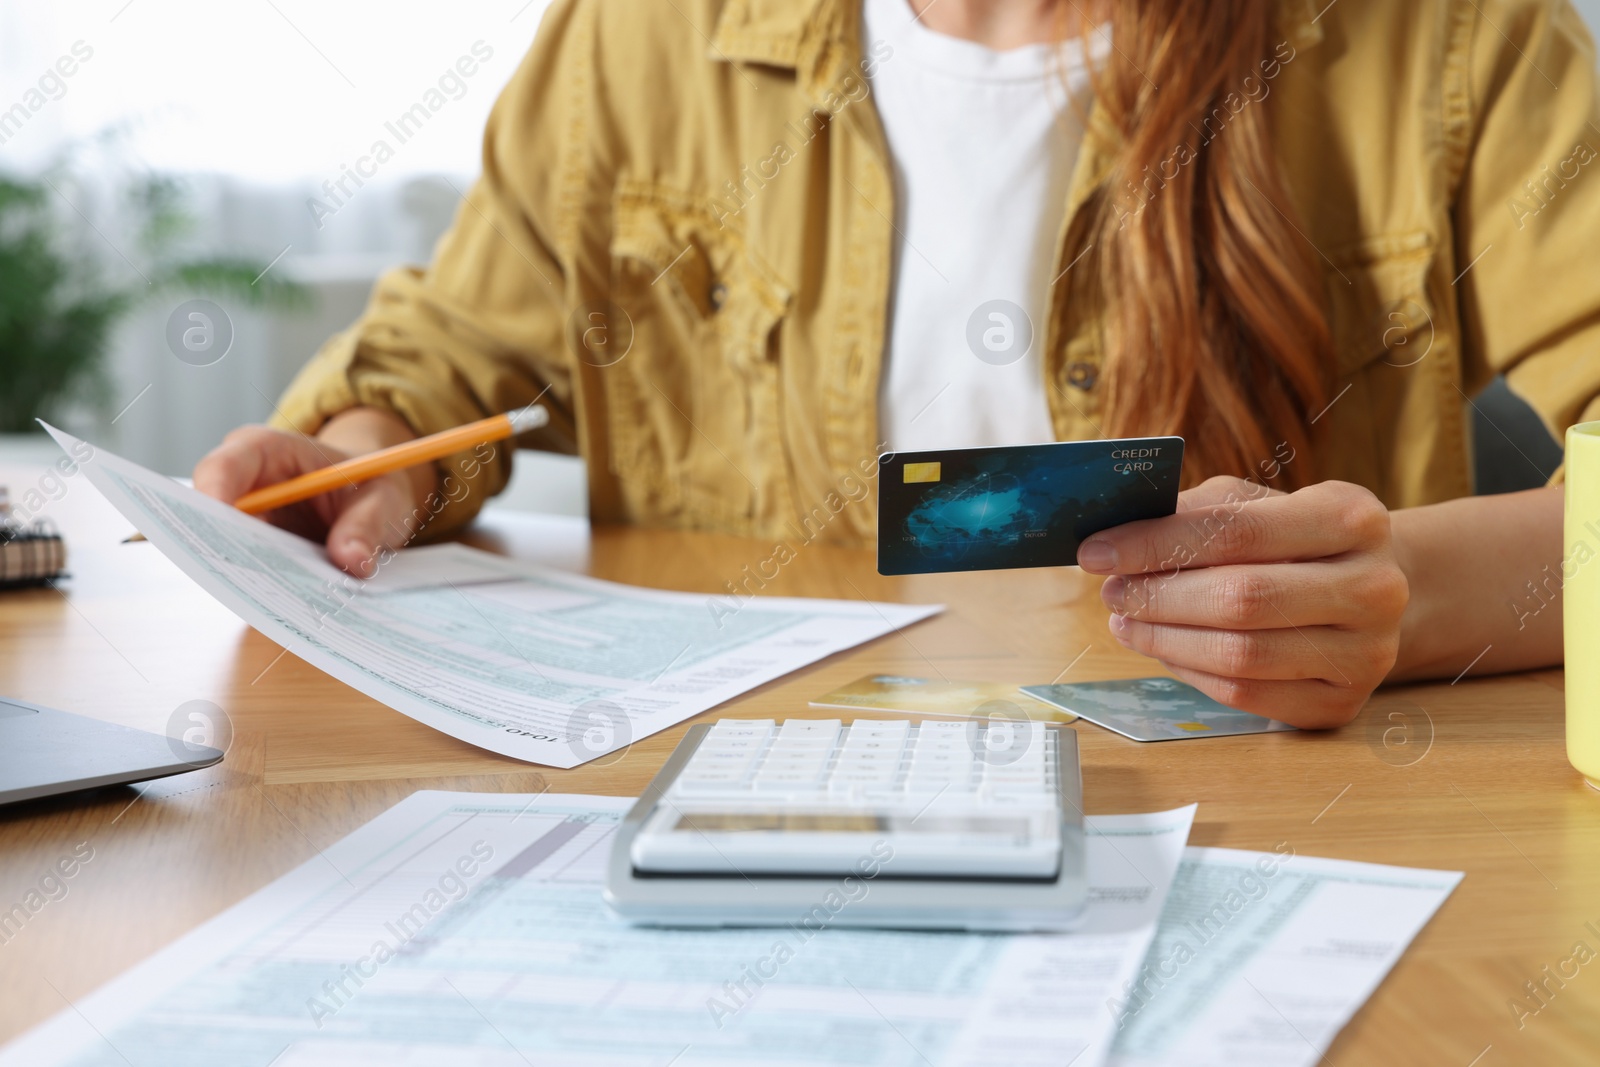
43;425;940;768
0;792;1197;1067
1107;847;1463;1067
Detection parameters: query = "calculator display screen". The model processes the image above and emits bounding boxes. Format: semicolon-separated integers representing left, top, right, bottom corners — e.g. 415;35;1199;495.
669;812;1033;835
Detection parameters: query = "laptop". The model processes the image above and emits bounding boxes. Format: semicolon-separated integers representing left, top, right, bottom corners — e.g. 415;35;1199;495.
0;696;224;806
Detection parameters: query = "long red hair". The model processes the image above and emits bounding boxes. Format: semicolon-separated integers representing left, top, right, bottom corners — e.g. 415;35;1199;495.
1077;1;1331;488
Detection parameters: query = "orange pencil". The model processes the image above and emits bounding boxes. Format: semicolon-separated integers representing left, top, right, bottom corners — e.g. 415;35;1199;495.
233;405;548;515
124;405;548;542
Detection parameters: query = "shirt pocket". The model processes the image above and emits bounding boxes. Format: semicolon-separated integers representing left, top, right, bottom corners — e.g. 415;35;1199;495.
1320;230;1465;500
1325;230;1441;378
603;189;792;528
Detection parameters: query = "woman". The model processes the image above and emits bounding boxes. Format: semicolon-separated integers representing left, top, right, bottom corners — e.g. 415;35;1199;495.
195;0;1600;728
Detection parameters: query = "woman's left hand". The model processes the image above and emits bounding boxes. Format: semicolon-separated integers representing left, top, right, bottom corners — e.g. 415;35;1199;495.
1077;476;1410;729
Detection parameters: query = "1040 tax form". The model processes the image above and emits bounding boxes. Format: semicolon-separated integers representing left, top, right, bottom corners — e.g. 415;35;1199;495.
45;426;940;768
1;792;1197;1067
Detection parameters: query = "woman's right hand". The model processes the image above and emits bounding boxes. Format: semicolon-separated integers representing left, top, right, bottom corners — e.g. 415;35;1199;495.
192;408;436;576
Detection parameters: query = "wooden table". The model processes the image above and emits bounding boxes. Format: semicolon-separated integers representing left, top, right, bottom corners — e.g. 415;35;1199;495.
1;456;1597;1064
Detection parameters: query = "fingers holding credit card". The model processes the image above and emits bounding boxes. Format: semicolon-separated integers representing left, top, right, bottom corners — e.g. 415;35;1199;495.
1081;475;1409;729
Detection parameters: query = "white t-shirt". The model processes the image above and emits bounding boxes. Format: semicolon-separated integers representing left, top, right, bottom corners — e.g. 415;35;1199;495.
864;0;1094;452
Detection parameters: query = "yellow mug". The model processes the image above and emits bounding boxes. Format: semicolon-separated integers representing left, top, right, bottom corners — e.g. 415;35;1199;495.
1566;421;1600;788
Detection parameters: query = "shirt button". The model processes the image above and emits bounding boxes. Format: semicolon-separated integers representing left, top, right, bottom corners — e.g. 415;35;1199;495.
1066;361;1099;390
709;282;729;311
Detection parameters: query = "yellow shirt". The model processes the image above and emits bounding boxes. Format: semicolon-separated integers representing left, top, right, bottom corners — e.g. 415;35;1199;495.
273;0;1600;544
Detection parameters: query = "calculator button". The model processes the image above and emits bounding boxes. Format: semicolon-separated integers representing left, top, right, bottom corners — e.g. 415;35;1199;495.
832;767;896;783
759;763;828;782
768;749;831;765
698;735;766;751
916;769;971;784
752;772;826;791
909;769;975;784
688;748;759;764
828;765;897;782
982;766;1045;781
779;718;841;733
841;735;905;751
840;749;905;764
758;752;827;769
683;766;755;783
984;757;1046;774
909;733;967;747
911;734;971;748
708;720;774;740
907;762;975;780
829;766;897;783
910;745;968;761
848;720;910;736
768;738;834;753
909;765;974;778
778;720;841;740
833;768;900;785
835;749;901;765
676;772;750;794
844;738;906;753
910;749;974;765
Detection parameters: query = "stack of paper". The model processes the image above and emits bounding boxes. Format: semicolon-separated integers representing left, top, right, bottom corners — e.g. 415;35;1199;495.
2;792;1459;1067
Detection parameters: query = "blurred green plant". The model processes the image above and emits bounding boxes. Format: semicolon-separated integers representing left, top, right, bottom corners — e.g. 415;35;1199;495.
0;171;308;433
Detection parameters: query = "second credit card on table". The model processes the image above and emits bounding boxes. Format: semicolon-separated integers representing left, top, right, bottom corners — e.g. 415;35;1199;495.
877;437;1184;575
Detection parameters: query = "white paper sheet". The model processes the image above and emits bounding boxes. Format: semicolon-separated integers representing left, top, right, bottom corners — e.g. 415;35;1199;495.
1107;846;1462;1067
44;426;940;768
1;792;1197;1067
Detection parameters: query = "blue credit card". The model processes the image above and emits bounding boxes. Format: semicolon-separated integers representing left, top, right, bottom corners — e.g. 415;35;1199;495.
876;437;1184;575
1022;678;1296;741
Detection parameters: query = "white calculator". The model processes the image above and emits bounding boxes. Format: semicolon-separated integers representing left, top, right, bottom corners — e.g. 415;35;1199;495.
606;718;1085;930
